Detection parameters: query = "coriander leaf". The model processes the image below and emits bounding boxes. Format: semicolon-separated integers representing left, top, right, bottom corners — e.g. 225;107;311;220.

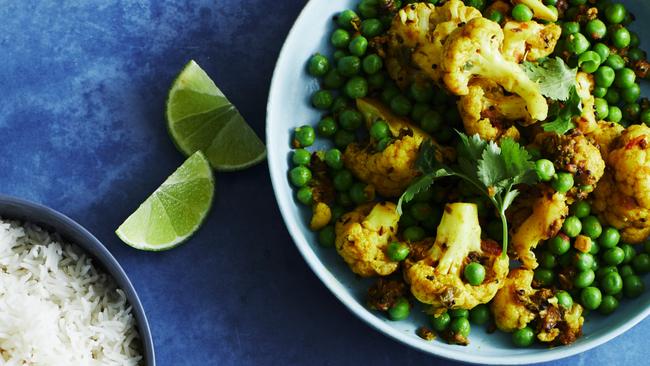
500;138;537;185
396;170;451;214
457;131;488;161
522;57;577;101
542;86;582;135
477;142;507;190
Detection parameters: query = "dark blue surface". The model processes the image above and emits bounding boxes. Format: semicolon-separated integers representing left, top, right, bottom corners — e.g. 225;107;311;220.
0;1;647;365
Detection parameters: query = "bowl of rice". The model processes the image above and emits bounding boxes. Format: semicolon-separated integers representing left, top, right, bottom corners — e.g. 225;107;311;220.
0;195;154;365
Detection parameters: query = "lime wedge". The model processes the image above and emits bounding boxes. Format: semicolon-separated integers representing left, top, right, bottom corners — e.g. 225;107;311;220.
166;60;266;171
116;151;215;251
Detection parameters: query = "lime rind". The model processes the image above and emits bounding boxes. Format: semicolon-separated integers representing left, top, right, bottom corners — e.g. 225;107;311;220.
166;60;266;171
116;151;215;251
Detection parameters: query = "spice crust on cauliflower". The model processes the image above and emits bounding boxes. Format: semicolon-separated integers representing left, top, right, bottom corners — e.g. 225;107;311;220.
406;203;509;310
501;20;561;63
335;202;402;277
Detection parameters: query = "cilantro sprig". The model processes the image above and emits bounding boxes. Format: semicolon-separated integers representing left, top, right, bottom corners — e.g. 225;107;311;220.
398;132;538;255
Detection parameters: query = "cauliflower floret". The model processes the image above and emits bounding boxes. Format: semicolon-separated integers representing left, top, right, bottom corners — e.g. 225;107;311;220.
441;17;548;121
491;268;537;332
310;202;332;231
406;203;509;309
512;188;568;269
501;21;561;63
457;78;528;141
385;0;482;87
335;202;401;277
535;131;606;190
345;98;452;197
588;121;624;160
593;125;650;243
574;72;598;134
513;0;559;22
492;269;584;345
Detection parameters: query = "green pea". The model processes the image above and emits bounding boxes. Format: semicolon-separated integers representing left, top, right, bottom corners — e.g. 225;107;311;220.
534;268;555;286
624;103;641;121
404;226;426;242
330;94;349;113
388;297;410;320
469;304;490;325
552;172;574;194
325;149;343;170
621;84;641;104
450;317;471;337
410;202;433;221
601;271;623;294
296;186;313;205
623;274;645;298
344;76;368;99
512;3;533;22
593;86;608;98
317;116;338;137
619;264;635;278
615;68;636;88
362;54;383;74
539;251;557;269
465;0;485;10
381;84;400;104
630;31;640;48
562;216;582;238
621;244;636;264
567;33;591;55
605;54;626;70
592;43;611;62
611;26;631;49
586;19;607;40
628;48;646;62
603;247;625;266
333;50;347;61
411;103;430;122
339;109;363;131
579;51;602;73
360;18;383;38
549;235;571;255
350;182;371;204
641;110;650;126
535;159;556;181
556;290;574;309
421;110;443;133
558;250;573;268
387;241;410;261
376;137;391;152
581;216;602;239
590;242;601;255
409;82;434;103
595;66;615;87
308;54;330;77
574;252;596;271
465;262;486;286
369;121;389;141
580;286;602;310
605;3;627;24
337;191;353;207
487;9;504;24
632;253;650;273
599;227;620;249
512;327;535;347
569;0;586;4
544;0;558;5
399;211;417;228
562;21;580;35
330;28;351;48
333;170;353;191
337;9;359;30
313;90;334;110
294;125;315;147
348;35;368;57
608;106;623;123
358;0;379;19
594;98;609;120
337;55;361;77
571;201;591;218
390;95;412;116
598;295;619;315
330;205;345;221
323;69;345;89
318;225;336;247
430;312;451;331
605;88;621;105
574;269;596;288
292;149;311;166
367;72;385;89
289;166;312;187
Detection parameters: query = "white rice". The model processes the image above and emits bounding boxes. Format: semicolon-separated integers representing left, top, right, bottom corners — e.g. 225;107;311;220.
0;219;143;366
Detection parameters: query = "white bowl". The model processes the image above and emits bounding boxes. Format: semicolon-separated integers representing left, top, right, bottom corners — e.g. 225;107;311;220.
266;1;650;363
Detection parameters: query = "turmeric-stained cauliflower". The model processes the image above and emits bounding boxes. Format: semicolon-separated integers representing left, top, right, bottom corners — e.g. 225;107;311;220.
344;98;451;197
441;17;548;121
513;0;559;22
335;202;401;277
384;0;481;87
457;78;528;141
512;189;568;269
406;203;509;310
593;125;650;243
501;21;561;63
535;132;606;190
310;202;332;231
492;269;584;345
588;121;624;160
573;72;598;134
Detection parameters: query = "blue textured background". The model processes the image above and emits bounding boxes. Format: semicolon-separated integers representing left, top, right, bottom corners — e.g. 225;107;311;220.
0;1;647;365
